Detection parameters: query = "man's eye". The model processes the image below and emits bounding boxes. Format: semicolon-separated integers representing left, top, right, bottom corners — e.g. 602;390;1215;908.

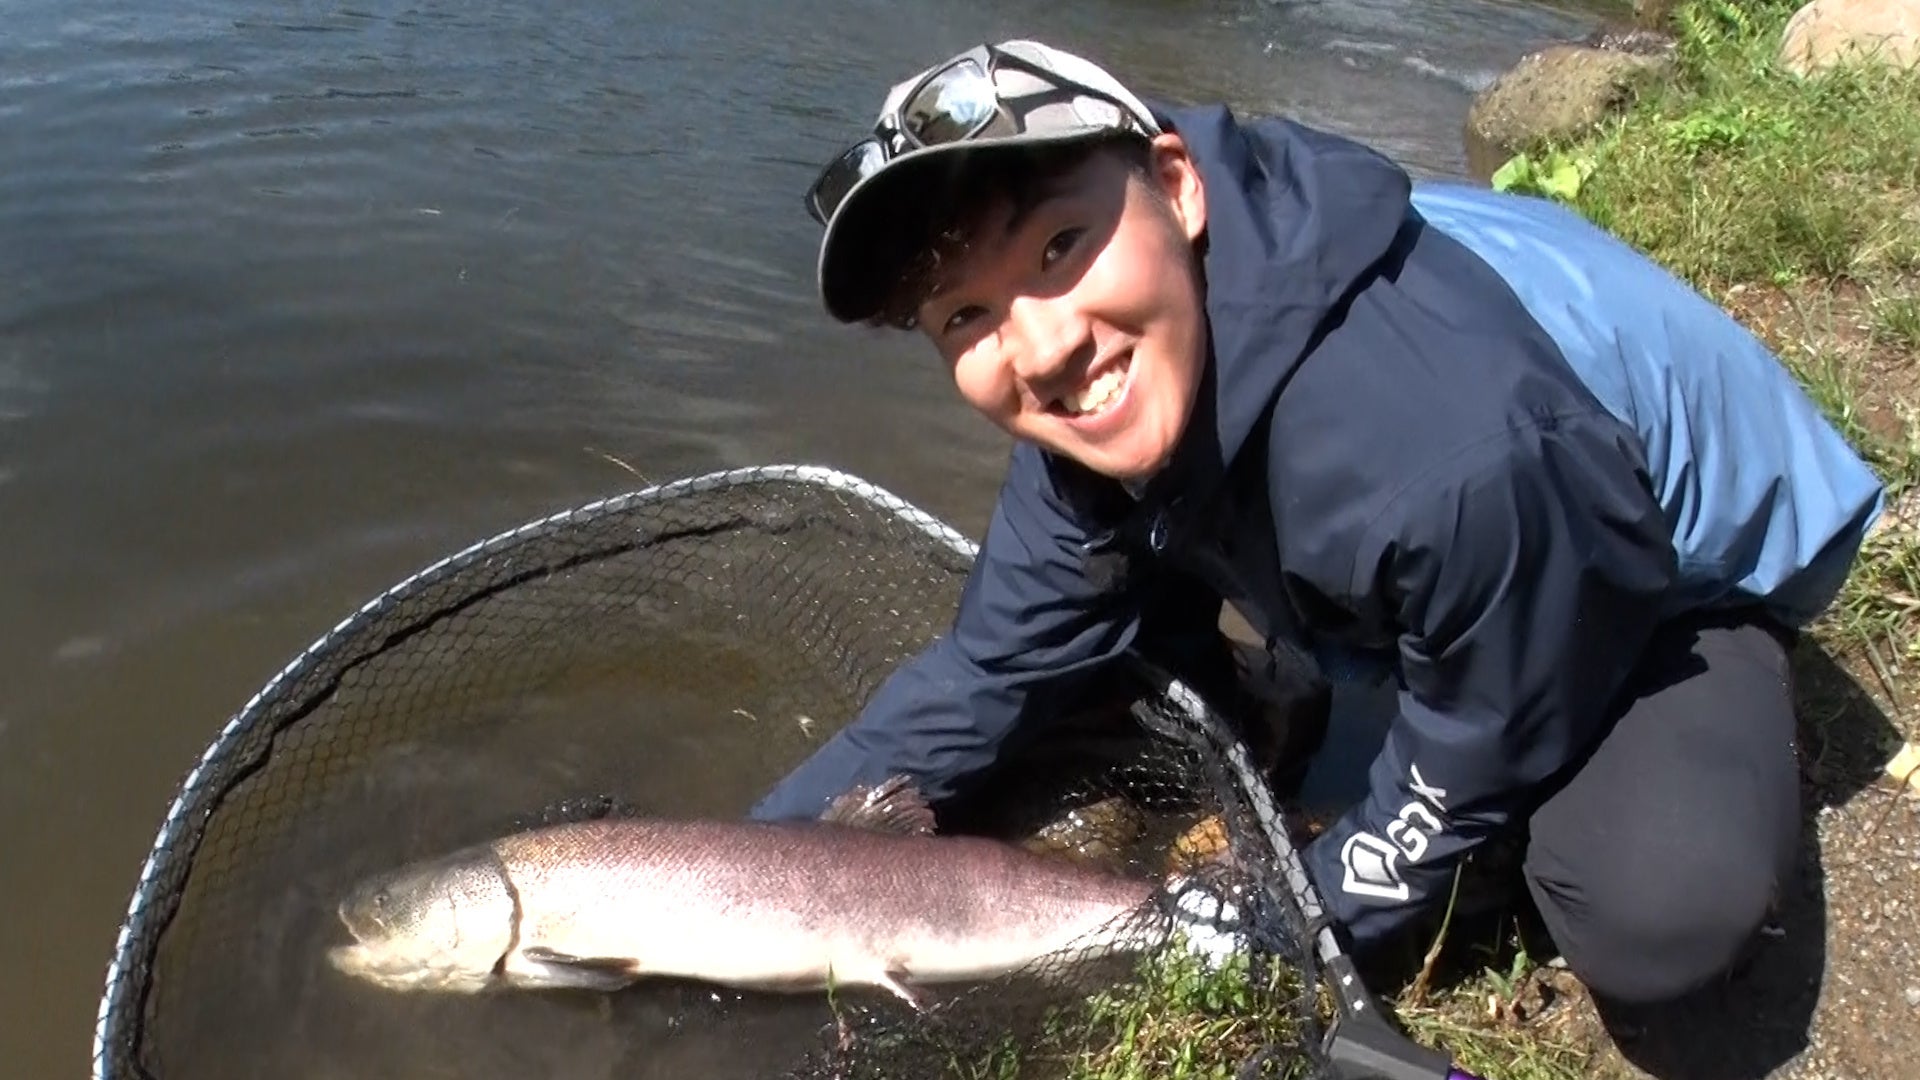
1042;227;1085;269
943;305;986;336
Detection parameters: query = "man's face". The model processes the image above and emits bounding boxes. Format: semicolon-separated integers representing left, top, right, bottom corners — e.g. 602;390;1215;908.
914;135;1209;484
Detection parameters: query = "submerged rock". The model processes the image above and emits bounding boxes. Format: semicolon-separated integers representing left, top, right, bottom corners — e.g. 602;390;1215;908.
1463;43;1676;184
1780;0;1920;76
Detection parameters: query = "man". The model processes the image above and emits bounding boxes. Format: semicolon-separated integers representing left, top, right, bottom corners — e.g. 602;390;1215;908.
749;40;1885;1009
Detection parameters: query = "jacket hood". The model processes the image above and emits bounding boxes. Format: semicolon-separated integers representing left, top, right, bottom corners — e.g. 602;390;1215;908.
1129;103;1414;506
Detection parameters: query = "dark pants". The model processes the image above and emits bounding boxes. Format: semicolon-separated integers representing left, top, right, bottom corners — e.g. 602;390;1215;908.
1518;607;1803;1005
1202;605;1803;1007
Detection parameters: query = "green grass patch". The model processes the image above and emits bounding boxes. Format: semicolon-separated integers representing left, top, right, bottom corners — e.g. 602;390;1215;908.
1497;0;1920;291
1401;1001;1590;1080
949;945;1318;1080
1873;293;1920;354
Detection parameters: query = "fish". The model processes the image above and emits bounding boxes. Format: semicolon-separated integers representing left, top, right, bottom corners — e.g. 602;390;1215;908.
324;775;1244;1009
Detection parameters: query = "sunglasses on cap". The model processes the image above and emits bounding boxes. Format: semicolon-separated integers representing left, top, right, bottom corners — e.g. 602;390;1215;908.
802;43;1157;228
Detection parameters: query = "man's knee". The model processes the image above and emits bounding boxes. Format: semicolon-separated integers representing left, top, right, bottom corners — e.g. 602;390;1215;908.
1525;835;1789;1005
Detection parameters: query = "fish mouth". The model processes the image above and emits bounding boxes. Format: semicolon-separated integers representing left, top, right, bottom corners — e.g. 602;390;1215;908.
325;941;402;986
326;941;377;976
325;940;495;994
335;895;386;945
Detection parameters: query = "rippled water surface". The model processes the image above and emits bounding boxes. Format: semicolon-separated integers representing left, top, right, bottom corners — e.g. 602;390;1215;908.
0;0;1604;1074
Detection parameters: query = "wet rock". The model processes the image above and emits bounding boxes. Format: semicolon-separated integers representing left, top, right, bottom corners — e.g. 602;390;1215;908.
1780;0;1920;76
1464;43;1676;183
1585;24;1680;57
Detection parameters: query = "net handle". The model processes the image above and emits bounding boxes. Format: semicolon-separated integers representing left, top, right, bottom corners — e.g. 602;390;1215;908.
1128;659;1480;1080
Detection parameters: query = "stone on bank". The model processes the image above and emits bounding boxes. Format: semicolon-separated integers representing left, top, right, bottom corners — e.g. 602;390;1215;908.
1462;0;1920;185
1779;0;1920;76
1462;38;1675;184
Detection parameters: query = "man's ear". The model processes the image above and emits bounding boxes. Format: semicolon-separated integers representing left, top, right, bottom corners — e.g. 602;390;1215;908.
1148;133;1206;243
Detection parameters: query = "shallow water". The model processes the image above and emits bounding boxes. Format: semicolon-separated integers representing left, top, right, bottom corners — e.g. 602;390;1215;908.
0;0;1606;1075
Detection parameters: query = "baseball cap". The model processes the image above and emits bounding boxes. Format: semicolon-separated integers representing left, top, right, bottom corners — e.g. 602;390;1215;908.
807;40;1162;324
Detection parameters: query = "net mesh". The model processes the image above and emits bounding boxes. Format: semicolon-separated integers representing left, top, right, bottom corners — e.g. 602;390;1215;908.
91;464;1343;1080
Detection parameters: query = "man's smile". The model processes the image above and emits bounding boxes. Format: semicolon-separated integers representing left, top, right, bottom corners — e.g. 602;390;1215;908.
1049;347;1135;428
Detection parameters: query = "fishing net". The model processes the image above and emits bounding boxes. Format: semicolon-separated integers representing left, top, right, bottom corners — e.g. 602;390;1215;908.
91;464;1463;1080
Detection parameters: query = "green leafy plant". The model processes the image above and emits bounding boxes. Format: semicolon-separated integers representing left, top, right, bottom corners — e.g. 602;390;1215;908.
1489;150;1597;203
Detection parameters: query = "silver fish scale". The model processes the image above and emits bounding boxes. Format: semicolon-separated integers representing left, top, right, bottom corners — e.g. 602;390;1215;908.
465;817;1168;1000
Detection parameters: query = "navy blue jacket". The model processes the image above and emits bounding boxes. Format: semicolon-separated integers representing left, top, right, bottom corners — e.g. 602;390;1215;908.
753;104;1885;949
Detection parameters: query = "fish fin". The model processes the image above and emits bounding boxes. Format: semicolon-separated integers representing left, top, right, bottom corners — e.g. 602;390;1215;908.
512;948;640;993
819;774;936;836
876;969;927;1013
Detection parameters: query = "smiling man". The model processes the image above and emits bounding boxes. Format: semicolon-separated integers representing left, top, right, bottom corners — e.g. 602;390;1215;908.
750;40;1886;1010
897;129;1208;484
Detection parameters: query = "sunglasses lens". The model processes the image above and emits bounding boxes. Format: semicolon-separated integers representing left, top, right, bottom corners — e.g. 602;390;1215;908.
809;139;887;224
902;58;1002;146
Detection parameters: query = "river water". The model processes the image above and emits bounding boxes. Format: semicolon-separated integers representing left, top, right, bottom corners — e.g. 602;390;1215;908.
1;0;1606;1075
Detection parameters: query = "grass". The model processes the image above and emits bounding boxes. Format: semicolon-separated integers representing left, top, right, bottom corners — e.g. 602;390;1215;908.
939;943;1319;1080
1058;947;1315;1080
1873;291;1920;355
1551;1;1920;288
1398;951;1591;1080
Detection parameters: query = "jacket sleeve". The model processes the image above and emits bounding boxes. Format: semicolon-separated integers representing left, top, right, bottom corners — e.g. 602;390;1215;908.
1300;411;1680;950
749;445;1166;822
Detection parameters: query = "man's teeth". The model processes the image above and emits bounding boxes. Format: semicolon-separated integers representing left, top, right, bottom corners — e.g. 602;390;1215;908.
1062;366;1127;416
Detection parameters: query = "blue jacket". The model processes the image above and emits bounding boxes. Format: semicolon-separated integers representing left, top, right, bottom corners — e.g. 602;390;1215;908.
753;104;1884;950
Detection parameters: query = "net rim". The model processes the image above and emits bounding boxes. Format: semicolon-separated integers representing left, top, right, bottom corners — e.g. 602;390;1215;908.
89;462;1354;1080
88;463;981;1080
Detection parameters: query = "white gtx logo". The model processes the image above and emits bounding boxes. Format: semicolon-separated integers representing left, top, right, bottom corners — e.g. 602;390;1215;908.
1340;764;1449;902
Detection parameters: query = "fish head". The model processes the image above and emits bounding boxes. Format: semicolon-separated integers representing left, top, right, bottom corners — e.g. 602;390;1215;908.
325;845;516;993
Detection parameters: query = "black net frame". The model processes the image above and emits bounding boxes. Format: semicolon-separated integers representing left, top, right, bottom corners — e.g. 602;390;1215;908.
89;463;1467;1080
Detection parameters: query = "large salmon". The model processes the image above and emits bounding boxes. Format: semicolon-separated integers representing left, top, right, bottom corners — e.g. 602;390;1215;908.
325;776;1242;1007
